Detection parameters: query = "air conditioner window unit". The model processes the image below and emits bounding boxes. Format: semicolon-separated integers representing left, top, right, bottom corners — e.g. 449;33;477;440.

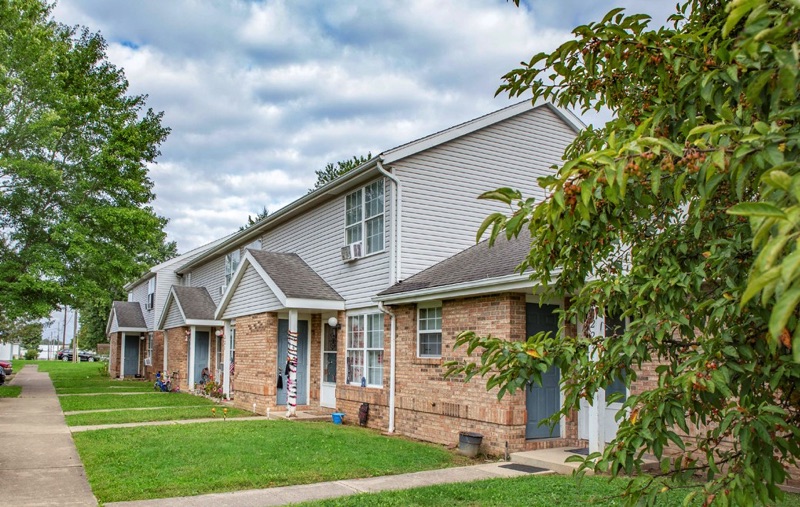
144;357;152;367
341;242;363;262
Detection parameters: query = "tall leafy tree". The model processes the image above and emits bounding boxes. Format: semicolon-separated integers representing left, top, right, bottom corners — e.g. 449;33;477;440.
448;1;800;504
310;153;372;191
239;206;269;231
0;0;171;320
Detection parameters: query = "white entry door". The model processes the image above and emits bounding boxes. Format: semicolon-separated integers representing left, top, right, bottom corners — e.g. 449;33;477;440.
320;323;337;408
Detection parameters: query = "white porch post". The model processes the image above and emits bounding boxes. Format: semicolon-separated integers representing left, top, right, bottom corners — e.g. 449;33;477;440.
188;326;196;392
163;330;169;374
286;309;298;417
119;334;126;379
222;321;231;399
588;309;606;454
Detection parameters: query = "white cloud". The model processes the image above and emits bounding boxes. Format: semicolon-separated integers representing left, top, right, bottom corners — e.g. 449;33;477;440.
51;0;677;252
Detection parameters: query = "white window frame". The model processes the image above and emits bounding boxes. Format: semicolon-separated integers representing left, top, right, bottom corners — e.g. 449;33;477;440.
147;332;154;360
344;180;384;255
229;326;236;363
345;312;384;387
225;250;240;286
417;303;443;358
146;278;156;310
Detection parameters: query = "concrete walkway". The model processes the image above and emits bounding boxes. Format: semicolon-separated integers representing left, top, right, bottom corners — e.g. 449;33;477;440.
1;365;97;506
106;461;551;507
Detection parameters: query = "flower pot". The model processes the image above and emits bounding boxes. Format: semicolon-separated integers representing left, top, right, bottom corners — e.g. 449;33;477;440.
458;431;483;457
331;412;345;424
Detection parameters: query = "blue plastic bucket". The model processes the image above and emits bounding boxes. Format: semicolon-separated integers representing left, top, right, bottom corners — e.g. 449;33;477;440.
331;412;345;424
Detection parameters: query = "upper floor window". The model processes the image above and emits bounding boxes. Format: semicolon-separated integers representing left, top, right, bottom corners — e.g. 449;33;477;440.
147;332;154;359
418;305;442;357
225;250;240;286
345;180;384;255
346;313;384;387
146;278;156;310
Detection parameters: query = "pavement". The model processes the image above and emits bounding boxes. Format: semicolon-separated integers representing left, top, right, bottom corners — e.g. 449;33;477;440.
2;365;553;507
0;365;97;506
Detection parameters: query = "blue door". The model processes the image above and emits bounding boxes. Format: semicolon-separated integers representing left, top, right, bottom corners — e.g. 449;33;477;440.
123;334;139;377
277;319;309;405
194;331;210;384
525;303;561;439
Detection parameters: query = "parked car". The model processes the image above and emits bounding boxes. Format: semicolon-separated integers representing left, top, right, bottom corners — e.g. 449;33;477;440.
0;368;5;386
0;360;11;375
59;350;96;362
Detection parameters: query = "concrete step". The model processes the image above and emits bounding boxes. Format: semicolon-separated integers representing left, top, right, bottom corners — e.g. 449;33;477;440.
511;447;588;475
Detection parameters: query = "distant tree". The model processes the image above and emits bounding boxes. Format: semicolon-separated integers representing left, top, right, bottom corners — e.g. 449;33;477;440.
239;206;269;231
310;153;372;192
0;314;44;353
447;1;800;505
0;0;171;320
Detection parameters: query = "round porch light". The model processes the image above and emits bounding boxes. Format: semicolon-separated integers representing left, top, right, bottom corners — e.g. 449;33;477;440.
327;317;338;328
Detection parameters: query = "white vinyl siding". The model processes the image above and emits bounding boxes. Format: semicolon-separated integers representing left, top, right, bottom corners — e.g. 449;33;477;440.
163;300;185;330
394;105;576;279
222;264;282;319
129;282;153;330
191;255;227;305
262;178;391;309
108;314;120;334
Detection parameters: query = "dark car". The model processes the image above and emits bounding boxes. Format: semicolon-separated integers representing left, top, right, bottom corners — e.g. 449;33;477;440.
59;350;96;362
0;360;11;375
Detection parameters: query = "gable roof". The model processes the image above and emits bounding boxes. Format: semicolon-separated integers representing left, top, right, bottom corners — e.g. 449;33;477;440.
176;100;583;275
215;249;344;318
106;301;147;335
376;229;538;304
157;286;221;329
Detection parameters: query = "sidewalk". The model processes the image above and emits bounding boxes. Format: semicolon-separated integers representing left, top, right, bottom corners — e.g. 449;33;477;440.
106;461;551;507
0;365;97;506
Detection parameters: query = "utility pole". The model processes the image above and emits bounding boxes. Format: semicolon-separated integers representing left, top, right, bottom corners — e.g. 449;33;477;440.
61;306;68;351
72;308;78;363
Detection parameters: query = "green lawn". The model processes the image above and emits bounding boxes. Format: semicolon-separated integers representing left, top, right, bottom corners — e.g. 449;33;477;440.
297;474;800;507
0;385;22;397
73;420;469;503
16;360;153;394
66;405;252;426
59;392;221;412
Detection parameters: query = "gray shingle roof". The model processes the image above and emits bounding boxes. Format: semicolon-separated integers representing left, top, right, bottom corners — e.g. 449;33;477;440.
112;301;147;329
172;286;217;320
378;229;532;297
248;250;344;301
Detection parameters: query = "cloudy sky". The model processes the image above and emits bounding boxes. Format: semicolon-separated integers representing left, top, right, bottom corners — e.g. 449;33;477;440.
51;0;676;253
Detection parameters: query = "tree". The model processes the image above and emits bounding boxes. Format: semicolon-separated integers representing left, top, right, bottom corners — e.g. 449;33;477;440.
0;314;44;353
309;153;372;191
239;206;269;231
447;1;800;505
0;0;171;321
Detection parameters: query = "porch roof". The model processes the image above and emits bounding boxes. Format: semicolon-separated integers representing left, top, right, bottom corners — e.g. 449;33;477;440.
106;301;147;334
376;229;535;304
157;286;222;329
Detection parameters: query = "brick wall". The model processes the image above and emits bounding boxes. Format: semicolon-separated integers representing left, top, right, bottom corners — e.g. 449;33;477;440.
336;294;579;456
109;333;121;378
231;312;278;414
165;327;190;391
142;331;165;382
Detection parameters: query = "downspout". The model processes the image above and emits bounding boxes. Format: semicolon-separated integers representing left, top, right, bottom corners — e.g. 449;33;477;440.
376;159;402;435
378;302;397;433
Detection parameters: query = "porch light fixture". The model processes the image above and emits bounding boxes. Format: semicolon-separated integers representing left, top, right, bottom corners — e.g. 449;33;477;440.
327;317;340;329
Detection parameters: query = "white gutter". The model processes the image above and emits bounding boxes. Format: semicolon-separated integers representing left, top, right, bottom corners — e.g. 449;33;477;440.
376;159;401;435
378;301;397;433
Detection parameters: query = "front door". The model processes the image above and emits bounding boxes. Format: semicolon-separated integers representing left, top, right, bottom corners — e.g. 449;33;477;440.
194;331;210;384
123;334;140;377
320;323;337;408
277;319;309;406
525;303;561;439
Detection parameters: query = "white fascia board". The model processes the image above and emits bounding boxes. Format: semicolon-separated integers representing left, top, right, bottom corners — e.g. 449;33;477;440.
247;254;289;305
155;288;181;330
284;298;345;311
124;271;155;292
106;310;117;336
375;274;538;305
185;319;224;327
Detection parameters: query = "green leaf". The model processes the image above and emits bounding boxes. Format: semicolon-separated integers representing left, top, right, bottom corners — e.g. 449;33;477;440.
726;202;786;218
769;287;800;341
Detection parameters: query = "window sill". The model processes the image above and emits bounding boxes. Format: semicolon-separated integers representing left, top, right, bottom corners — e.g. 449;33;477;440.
342;248;386;263
342;383;383;390
413;357;442;365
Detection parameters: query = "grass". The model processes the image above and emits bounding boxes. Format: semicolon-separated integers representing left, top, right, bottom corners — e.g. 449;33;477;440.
0;385;22;397
297;474;800;507
59;392;221;412
73;420;469;503
65;405;252;426
15;360;153;394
